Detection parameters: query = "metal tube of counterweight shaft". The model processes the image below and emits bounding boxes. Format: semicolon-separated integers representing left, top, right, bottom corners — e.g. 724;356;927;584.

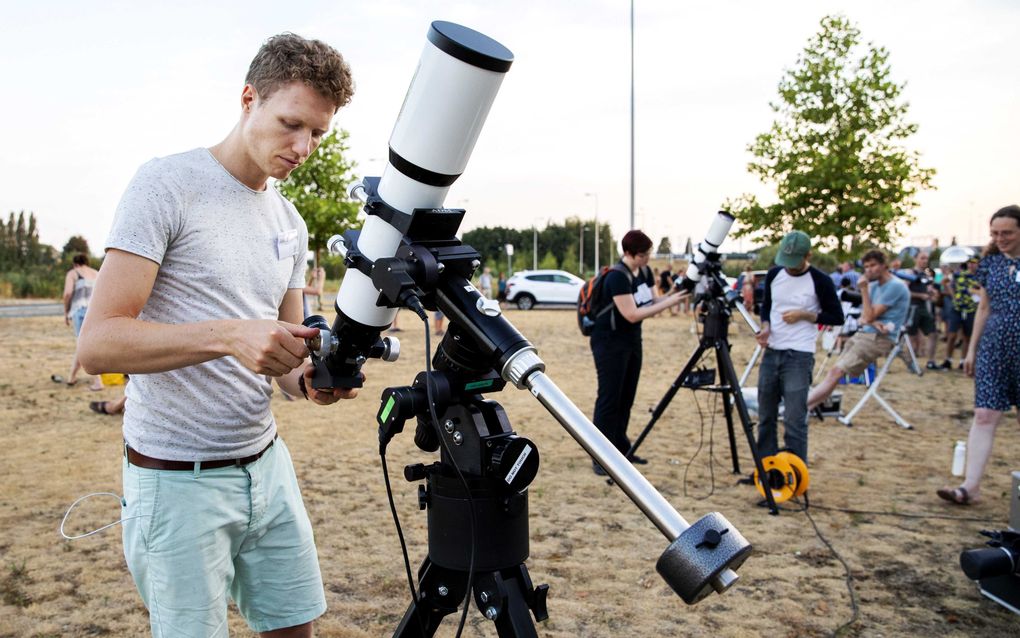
524;370;739;593
732;298;760;334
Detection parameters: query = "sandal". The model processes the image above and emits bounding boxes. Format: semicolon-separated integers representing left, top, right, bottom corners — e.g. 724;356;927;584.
89;401;111;415
936;486;972;505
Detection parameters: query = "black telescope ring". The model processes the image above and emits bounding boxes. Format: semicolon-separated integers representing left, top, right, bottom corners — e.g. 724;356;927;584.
428;21;514;73
388;148;461;188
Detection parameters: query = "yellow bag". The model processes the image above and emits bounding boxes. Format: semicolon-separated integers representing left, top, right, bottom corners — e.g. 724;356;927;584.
100;373;126;386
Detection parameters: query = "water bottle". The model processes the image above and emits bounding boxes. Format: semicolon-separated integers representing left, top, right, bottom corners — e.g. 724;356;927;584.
952;441;966;477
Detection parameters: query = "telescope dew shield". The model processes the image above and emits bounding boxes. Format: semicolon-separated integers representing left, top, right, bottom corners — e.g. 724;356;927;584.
336;21;514;329
679;211;735;291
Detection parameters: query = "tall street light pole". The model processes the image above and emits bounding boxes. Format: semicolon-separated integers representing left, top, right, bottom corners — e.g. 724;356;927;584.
579;226;587;276
585;192;599;272
532;225;538;270
629;0;636;230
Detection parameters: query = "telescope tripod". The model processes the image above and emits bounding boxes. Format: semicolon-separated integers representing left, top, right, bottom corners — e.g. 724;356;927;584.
327;199;750;637
627;295;779;515
380;340;549;637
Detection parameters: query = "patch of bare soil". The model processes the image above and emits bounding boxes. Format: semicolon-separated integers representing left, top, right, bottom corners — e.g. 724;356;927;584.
1;309;1016;636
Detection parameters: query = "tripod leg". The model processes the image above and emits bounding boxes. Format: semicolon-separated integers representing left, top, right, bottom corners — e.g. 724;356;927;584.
738;344;762;388
478;567;543;638
720;381;741;474
627;342;712;459
393;558;457;638
716;341;779;515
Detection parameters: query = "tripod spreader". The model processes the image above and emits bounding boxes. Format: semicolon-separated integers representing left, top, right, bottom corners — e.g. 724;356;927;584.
517;359;751;603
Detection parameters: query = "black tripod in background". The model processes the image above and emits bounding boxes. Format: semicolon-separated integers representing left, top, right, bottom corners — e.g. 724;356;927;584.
626;267;779;515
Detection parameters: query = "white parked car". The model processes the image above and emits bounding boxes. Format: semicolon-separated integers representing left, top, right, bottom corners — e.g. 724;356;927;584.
504;269;585;310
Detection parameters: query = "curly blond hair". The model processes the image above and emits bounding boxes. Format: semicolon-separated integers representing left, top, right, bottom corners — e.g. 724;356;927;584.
246;33;354;111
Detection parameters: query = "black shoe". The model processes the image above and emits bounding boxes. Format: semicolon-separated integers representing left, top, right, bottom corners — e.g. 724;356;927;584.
592;464;608;476
939;359;952;370
926;361;938;370
629;454;649;465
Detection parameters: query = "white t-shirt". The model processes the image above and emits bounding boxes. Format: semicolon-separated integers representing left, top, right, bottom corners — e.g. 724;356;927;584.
106;148;308;461
767;268;821;353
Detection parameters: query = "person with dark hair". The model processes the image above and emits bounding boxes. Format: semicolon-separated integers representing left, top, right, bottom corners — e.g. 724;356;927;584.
904;251;938;369
938;205;1020;505
941;257;980;369
78;33;357;637
829;261;861;290
497;270;507;302
590;230;687;475
55;254;102;389
755;231;843;464
807;250;910;410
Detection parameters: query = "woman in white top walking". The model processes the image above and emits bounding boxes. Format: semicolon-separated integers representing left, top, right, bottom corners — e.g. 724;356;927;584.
60;254;101;389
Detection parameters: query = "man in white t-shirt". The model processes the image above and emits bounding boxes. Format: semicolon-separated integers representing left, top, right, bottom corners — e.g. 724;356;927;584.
755;231;844;464
79;34;356;637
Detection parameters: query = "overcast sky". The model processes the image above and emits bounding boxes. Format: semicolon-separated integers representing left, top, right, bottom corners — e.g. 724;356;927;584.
1;0;1016;256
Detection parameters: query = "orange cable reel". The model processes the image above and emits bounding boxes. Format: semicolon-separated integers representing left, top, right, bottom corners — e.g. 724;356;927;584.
753;451;810;503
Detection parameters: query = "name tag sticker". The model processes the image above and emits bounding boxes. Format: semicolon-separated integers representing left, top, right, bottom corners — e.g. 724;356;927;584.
633;282;653;306
1015;270;1020;283
277;229;298;260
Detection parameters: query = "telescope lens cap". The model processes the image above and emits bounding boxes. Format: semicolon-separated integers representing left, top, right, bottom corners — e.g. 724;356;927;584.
428;21;514;73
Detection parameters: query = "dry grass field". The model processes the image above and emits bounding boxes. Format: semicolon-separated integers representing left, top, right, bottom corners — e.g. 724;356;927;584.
1;307;1018;637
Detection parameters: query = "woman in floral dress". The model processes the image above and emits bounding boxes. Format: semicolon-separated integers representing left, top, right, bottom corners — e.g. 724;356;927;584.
938;205;1020;504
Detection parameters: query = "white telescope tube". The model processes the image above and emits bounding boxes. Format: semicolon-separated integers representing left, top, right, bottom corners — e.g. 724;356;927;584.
681;211;735;288
336;22;513;328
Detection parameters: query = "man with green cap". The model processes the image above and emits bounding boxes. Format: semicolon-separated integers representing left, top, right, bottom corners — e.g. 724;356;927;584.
755;230;843;464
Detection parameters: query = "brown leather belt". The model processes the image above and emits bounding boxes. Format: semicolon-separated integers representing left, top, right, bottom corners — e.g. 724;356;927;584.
125;437;276;471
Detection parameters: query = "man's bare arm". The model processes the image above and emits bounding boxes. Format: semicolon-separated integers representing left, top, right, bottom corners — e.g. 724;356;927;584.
78;249;314;376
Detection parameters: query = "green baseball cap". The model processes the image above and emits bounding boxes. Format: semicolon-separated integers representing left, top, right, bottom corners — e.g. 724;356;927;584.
775;230;811;268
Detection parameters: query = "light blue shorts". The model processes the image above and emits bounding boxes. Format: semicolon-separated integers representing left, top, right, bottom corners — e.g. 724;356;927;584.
71;306;87;336
121;438;326;636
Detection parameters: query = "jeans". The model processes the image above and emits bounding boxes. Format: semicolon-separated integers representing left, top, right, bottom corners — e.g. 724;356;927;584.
756;348;814;463
591;334;642;455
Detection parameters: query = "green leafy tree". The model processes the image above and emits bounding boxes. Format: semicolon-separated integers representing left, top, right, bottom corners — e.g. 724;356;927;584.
276;129;360;264
726;15;935;258
656;236;672;256
62;235;91;258
538;250;559;270
562;243;579;276
462;226;526;270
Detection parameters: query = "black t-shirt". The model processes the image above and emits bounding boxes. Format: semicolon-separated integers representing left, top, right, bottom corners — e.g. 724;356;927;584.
659;269;673;294
908;268;934;306
593;262;655;341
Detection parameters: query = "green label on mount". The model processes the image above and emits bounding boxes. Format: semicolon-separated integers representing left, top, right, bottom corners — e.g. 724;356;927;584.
465;379;495;391
380;395;396;423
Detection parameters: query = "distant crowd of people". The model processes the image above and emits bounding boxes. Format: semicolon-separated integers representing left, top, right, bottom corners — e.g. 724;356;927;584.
745;209;1020;509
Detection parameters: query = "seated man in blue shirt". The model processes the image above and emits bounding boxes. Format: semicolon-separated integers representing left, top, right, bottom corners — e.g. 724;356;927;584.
807;249;910;410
